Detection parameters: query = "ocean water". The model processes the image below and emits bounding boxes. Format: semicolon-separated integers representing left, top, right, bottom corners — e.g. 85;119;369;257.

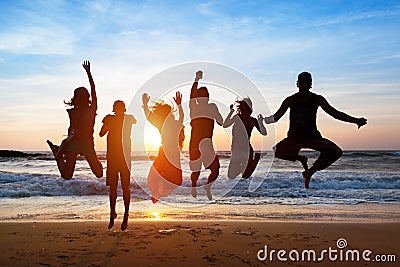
0;150;399;221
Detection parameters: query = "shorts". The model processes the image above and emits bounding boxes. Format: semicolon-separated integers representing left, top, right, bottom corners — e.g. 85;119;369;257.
67;137;96;156
189;138;220;172
106;157;131;188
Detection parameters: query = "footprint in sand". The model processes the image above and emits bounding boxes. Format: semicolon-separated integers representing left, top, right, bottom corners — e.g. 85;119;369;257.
203;254;217;263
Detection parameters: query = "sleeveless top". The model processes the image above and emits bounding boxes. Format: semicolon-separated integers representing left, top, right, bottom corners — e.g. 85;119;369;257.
66;106;97;155
189;102;219;149
190;118;214;148
288;92;321;140
67;107;96;143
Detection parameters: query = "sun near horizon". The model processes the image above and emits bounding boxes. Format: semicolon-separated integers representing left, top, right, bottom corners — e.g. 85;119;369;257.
0;1;399;152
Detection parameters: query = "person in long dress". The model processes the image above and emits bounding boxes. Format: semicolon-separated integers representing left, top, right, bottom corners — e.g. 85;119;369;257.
142;92;184;203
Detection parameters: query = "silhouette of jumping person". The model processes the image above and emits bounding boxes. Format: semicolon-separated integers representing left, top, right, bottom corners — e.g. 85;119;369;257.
263;72;367;188
47;60;103;180
189;71;223;200
223;97;267;179
100;100;136;231
142;92;184;203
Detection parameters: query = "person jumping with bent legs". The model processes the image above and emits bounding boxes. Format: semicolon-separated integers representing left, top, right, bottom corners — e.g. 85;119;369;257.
264;72;367;188
189;70;223;200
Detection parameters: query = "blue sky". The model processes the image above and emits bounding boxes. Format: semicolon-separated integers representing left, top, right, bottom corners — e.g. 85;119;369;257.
0;0;399;150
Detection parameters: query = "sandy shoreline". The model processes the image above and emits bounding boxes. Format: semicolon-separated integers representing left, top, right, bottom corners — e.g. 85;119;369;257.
2;200;400;222
1;220;398;267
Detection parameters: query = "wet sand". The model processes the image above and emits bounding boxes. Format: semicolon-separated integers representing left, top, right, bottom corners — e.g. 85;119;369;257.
1;220;399;267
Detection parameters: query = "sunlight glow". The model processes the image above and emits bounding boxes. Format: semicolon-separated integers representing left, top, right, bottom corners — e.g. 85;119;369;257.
144;124;161;151
0;1;398;150
150;211;162;220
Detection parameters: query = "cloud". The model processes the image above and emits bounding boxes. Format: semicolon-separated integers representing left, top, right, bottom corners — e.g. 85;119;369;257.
85;0;112;14
0;26;76;55
0;1;81;55
118;30;139;36
197;2;217;16
352;52;400;65
306;9;400;27
1;1;399;149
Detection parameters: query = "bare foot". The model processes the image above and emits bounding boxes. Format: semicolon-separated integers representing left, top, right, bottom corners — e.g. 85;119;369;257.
204;184;212;200
108;212;117;230
191;187;197;198
46;140;60;159
121;214;128;231
299;155;308;171
302;170;311;189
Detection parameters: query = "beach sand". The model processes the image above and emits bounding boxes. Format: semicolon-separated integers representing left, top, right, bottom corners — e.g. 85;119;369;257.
1;220;399;267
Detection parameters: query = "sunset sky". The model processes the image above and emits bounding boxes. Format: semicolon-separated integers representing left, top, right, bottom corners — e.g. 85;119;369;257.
0;0;399;151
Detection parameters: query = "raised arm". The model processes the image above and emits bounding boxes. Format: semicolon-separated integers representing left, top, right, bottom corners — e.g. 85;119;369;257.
264;97;291;124
142;93;151;119
82;60;97;110
190;70;203;99
173;91;184;124
223;104;236;128
318;95;367;128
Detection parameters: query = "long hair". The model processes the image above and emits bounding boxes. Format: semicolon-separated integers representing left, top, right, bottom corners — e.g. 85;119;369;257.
178;126;185;151
236;97;253;118
64;87;91;107
148;100;185;150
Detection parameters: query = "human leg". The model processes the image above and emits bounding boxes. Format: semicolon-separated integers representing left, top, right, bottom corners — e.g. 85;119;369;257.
121;213;129;231
228;143;249;179
274;138;307;170
120;166;131;216
308;138;342;171
242;146;261;178
302;138;343;189
108;184;118;229
190;172;200;198
204;155;220;200
227;152;245;179
85;154;103;178
206;156;220;184
106;166;118;229
47;140;78;180
189;148;202;198
120;166;131;231
242;153;261;178
59;153;78;180
198;139;220;185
